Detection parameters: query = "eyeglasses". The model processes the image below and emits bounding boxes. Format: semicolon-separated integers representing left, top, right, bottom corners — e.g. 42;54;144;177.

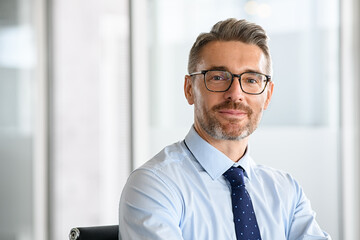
189;70;271;95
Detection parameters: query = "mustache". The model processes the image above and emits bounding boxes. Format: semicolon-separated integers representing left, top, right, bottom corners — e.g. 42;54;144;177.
212;101;253;115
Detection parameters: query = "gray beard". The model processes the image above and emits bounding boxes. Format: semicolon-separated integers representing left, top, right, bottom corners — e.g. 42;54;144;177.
196;111;255;141
195;100;262;141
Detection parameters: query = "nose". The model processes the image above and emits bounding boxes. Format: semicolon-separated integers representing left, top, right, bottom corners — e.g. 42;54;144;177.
224;77;245;101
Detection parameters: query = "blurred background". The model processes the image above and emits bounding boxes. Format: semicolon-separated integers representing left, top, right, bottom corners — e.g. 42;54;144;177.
0;0;359;239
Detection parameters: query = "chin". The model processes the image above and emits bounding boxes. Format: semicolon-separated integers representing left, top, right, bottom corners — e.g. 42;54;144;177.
224;131;250;141
221;122;256;140
209;125;251;141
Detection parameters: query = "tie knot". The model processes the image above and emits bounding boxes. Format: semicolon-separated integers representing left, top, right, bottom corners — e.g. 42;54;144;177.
223;167;245;188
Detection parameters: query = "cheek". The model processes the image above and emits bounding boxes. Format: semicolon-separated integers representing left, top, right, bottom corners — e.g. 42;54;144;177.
193;83;226;111
248;97;268;113
257;94;269;108
197;95;221;112
194;95;208;113
193;86;211;109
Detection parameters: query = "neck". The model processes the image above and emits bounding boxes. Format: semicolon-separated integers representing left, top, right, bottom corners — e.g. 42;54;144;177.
194;125;249;162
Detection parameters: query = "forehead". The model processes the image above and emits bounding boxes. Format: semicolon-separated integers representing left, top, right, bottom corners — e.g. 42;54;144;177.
197;41;267;73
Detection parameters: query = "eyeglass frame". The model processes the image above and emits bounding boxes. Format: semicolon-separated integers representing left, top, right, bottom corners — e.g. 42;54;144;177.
189;70;272;95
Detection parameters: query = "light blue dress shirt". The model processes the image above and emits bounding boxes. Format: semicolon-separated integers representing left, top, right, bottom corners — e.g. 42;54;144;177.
119;127;331;240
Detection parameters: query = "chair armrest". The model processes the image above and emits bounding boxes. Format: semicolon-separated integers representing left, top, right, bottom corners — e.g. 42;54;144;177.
69;225;119;240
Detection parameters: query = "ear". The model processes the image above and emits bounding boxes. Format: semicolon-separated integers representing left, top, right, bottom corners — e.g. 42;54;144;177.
184;75;195;105
263;81;274;110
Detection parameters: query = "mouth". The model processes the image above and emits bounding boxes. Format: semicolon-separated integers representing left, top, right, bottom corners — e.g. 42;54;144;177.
217;109;248;119
212;101;252;120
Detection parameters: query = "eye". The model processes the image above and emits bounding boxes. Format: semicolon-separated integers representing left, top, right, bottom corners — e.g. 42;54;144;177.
242;73;263;85
206;71;231;82
212;75;226;81
245;78;259;84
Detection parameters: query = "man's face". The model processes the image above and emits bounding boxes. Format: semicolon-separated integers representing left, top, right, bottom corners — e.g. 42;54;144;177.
184;41;274;141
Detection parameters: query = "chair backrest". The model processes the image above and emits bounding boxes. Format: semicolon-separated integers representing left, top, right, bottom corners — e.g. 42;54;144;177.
69;225;119;240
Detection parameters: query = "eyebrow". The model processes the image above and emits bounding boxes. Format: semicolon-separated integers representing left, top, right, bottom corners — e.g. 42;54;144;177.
207;66;229;71
207;66;261;74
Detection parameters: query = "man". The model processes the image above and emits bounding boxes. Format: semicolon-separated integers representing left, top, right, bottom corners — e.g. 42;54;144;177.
119;18;330;240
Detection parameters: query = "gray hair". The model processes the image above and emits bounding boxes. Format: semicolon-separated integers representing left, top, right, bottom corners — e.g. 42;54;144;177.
188;18;272;74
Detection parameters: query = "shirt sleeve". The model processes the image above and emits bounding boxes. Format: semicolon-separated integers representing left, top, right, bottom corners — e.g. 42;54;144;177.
287;181;332;240
119;168;184;240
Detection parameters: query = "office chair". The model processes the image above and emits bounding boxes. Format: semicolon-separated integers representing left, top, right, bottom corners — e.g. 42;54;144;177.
69;225;119;240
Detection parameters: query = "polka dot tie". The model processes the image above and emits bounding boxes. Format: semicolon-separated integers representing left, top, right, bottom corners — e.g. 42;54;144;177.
223;167;262;240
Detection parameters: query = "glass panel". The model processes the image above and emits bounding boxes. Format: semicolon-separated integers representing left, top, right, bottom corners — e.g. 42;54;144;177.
0;0;37;239
144;0;340;239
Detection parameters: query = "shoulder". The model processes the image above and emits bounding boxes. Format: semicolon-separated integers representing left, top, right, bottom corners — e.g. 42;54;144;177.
120;141;198;220
119;143;189;239
133;141;195;184
124;141;195;195
140;141;189;173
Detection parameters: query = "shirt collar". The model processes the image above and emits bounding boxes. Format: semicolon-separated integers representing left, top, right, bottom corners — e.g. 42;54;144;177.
184;126;254;181
232;147;253;180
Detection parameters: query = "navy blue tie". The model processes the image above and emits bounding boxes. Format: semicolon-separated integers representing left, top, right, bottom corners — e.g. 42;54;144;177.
223;167;261;240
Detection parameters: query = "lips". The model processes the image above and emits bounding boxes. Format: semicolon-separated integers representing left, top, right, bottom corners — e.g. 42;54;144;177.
218;109;247;116
217;109;248;120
